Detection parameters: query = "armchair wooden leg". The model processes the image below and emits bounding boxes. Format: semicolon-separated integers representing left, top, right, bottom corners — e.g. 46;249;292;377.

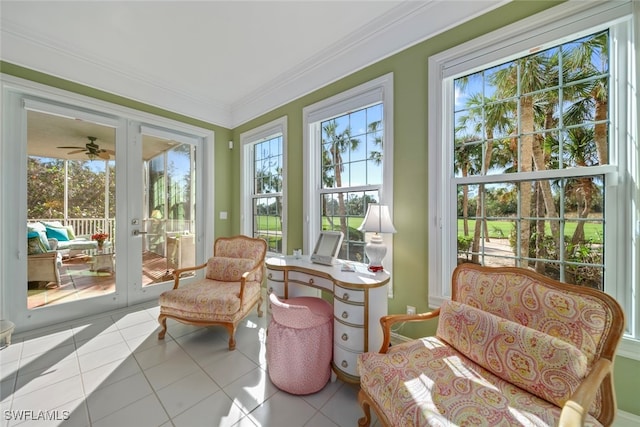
257;297;263;317
223;324;237;350
158;315;167;340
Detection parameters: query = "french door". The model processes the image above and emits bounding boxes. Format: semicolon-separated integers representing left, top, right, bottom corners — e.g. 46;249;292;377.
1;81;211;332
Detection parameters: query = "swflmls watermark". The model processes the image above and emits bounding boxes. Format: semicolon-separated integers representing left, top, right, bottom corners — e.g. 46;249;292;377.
4;410;71;421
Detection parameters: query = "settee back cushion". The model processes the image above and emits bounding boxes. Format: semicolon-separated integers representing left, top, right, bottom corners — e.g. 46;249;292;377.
206;257;257;282
437;299;588;407
452;266;614;367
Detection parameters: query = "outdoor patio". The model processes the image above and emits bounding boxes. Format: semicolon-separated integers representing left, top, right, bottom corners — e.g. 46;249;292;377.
27;247;180;309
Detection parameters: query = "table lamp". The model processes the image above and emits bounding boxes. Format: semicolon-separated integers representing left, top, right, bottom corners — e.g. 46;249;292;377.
358;204;396;272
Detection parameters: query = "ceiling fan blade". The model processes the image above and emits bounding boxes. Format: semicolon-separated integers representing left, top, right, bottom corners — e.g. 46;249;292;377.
67;149;85;154
57;146;84;149
98;151;111;160
105;149;116;155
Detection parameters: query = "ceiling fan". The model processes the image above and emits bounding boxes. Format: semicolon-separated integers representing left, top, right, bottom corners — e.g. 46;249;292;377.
58;136;115;160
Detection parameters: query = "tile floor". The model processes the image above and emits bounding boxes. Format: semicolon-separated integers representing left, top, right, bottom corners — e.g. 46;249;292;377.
0;300;380;427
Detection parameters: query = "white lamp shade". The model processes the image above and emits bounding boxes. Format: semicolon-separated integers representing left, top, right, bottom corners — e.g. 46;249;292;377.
358;204;396;234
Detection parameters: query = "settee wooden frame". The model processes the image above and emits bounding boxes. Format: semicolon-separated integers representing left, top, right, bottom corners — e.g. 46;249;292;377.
357;263;625;427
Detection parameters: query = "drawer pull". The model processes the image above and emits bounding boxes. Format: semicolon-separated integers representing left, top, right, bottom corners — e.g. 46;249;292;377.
341;333;349;341
309;278;315;285
341;311;349;319
268;287;273;294
343;293;349;301
341;360;349;368
268;273;273;279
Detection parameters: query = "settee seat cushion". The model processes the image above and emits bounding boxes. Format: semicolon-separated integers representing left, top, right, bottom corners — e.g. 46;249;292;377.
357;336;603;427
159;279;261;323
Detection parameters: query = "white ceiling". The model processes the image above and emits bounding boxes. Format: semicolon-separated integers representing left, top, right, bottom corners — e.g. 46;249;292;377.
1;0;509;129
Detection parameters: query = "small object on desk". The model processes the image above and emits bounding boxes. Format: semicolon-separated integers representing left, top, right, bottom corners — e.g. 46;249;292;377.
341;262;356;272
293;249;302;259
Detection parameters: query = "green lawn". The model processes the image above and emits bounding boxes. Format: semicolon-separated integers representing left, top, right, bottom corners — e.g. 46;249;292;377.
255;216;365;232
257;216;602;243
458;219;603;243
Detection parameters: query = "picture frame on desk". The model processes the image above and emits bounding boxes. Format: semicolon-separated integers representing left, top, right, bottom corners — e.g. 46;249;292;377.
310;231;343;265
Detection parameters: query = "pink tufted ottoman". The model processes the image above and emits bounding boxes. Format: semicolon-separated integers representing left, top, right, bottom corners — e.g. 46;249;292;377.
267;293;333;395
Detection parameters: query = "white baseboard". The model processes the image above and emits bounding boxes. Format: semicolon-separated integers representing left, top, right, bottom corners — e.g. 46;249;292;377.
390;332;412;345
390;333;640;424
614;411;640;427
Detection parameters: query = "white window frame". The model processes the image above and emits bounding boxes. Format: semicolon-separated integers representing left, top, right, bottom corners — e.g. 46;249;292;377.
428;0;639;360
303;73;394;295
240;116;287;255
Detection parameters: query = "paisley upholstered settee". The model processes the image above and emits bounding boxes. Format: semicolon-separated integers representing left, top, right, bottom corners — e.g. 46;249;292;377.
357;263;625;427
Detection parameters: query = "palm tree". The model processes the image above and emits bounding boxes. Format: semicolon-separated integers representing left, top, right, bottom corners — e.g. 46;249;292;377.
490;53;553;268
367;120;383;165
457;92;515;261
562;127;600;245
322;120;361;237
564;32;609;165
453;133;482;238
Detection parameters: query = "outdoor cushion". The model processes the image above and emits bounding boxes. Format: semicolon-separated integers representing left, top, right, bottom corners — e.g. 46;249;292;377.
55;239;97;251
45;225;70;241
27;222;51;251
27;232;47;254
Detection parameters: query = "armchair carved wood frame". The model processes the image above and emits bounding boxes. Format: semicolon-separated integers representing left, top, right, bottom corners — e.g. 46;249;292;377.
157;235;267;350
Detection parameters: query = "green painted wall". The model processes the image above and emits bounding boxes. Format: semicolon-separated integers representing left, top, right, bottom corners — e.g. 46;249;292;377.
3;0;638;417
232;0;640;418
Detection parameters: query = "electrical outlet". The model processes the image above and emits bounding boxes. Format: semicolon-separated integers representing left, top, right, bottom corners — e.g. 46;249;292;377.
406;305;416;315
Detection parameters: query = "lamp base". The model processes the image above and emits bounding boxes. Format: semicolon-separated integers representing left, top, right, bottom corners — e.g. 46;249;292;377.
364;234;387;273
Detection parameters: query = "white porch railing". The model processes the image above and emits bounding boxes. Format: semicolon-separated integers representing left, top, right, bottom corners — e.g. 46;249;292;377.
30;218;193;242
30;218;116;239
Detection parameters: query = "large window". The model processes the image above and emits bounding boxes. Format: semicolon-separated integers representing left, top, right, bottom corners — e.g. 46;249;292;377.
241;117;287;253
429;1;638;358
304;74;394;274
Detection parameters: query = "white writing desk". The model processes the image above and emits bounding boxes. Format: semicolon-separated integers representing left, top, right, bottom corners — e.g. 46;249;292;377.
265;255;389;383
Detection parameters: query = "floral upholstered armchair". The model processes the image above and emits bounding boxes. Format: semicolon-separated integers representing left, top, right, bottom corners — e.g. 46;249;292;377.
157;235;267;350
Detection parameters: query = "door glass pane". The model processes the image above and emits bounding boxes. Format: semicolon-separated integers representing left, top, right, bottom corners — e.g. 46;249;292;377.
27;110;116;308
142;134;196;286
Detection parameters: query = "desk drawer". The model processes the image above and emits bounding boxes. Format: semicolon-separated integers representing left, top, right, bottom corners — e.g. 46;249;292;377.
266;280;284;297
334;344;359;377
289;271;333;291
266;269;284;282
334;285;364;303
334;322;364;352
334;299;364;326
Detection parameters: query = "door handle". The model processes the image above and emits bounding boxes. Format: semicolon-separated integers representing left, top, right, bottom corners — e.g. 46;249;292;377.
132;230;148;236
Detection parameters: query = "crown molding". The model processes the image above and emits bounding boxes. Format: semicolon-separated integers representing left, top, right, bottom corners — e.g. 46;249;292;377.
0;19;232;127
1;1;508;130
229;0;509;127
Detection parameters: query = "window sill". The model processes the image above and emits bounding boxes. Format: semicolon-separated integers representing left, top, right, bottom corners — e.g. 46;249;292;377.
617;337;640;362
